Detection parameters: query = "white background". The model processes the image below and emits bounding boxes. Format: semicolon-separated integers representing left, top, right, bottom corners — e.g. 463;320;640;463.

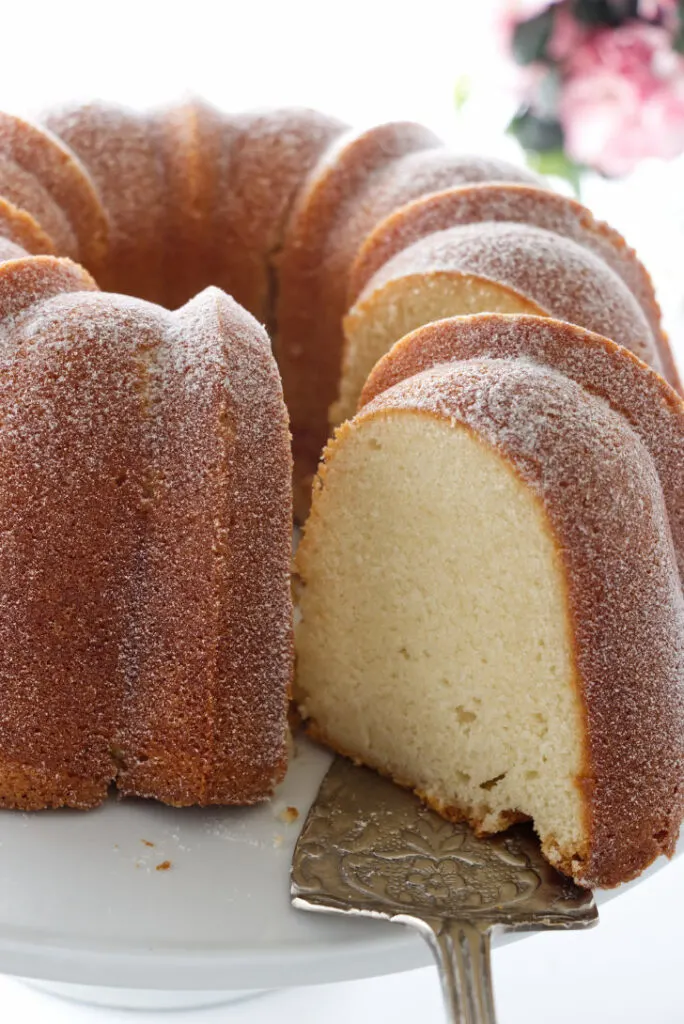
1;1;683;1020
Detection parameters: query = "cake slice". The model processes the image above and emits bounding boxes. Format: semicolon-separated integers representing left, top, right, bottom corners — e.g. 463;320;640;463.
333;221;660;425
348;183;677;389
295;341;684;888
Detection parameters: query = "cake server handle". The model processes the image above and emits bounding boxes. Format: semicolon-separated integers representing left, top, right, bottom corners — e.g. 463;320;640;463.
419;917;497;1024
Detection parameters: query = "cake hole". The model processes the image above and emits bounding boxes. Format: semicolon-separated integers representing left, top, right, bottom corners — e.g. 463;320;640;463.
480;773;507;791
114;471;127;487
367;438;383;451
454;770;471;785
455;705;477;725
525;770;539;781
398;647;411;660
110;745;127;770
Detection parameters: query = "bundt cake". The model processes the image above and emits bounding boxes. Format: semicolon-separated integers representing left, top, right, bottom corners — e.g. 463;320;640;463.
0;255;292;809
0;100;681;859
295;314;684;889
0;101;556;810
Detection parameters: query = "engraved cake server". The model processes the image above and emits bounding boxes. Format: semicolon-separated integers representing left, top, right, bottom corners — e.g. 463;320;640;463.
291;757;598;1024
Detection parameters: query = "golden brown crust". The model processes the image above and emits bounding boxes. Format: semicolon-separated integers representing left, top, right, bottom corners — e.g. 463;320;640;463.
148;98;230;309
44;103;167;302
0;760;108;811
0;264;292;808
214;107;346;325
0;254;98;317
349;183;679;391
276;122;440;484
0;196;57;257
44;102;345;321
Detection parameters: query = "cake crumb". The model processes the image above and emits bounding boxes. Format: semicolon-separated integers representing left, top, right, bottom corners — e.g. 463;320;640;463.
156;860;172;872
141;839;155;847
279;806;299;824
273;833;284;848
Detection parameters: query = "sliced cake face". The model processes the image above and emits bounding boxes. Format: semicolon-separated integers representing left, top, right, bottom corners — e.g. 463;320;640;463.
334;221;660;426
296;410;587;859
334;271;542;424
297;360;684;887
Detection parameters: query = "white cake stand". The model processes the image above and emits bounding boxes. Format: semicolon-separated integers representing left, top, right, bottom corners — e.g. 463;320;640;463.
0;737;677;1010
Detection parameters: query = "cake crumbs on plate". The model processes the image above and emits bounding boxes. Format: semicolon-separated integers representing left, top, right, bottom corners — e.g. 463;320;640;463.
278;806;299;824
141;839;155;847
156;860;172;871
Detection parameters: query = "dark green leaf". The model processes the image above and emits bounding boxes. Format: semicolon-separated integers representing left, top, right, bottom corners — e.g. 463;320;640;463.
512;7;556;65
675;1;684;53
507;109;564;153
572;0;637;26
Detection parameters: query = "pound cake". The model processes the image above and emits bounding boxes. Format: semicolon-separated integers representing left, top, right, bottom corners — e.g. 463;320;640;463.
295;314;684;888
0;99;681;854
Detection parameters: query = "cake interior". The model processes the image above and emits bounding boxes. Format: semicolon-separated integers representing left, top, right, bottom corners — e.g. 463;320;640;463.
333;274;542;424
296;410;587;866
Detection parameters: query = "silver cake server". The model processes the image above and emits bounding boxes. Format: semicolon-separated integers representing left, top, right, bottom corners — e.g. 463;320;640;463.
291;757;598;1024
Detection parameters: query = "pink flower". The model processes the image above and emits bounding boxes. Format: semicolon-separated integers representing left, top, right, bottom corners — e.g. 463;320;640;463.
559;23;684;175
638;0;679;27
548;6;588;62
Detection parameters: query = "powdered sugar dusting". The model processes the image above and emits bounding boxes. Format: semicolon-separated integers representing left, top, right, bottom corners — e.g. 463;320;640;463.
0;260;292;809
359;221;660;373
349;183;665;355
